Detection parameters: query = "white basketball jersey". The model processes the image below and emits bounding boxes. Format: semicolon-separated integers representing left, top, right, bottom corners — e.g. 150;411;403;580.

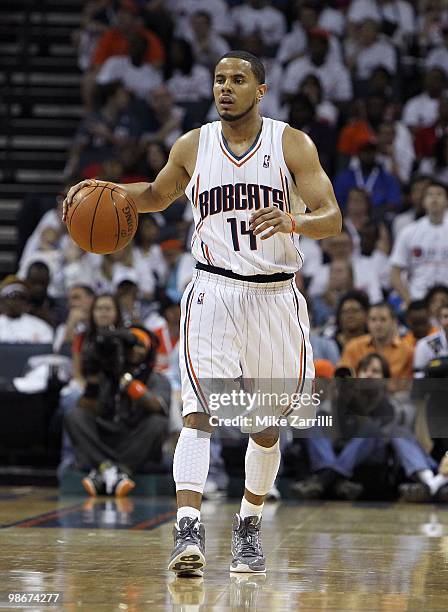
185;117;305;275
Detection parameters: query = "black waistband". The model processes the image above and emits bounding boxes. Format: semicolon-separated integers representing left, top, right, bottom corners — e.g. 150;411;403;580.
195;262;294;283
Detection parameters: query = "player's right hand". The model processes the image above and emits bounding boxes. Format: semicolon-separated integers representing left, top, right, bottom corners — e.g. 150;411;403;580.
62;179;104;223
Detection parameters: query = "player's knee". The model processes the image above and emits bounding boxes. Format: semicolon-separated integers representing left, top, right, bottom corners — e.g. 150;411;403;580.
184;412;213;434
250;426;279;448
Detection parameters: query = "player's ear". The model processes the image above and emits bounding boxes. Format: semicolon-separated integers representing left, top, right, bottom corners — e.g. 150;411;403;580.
256;84;268;103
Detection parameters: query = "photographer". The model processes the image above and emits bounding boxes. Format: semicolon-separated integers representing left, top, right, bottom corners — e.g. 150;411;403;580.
64;324;170;497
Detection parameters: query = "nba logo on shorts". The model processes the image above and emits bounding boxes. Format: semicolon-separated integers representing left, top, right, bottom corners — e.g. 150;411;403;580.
197;292;205;305
263;155;270;168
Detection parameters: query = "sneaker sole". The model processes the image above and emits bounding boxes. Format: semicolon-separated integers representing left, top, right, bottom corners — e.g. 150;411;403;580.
168;544;205;577
229;562;266;573
82;478;98;497
115;479;135;498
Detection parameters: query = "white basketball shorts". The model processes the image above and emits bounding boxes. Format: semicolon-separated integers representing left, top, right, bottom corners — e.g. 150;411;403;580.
179;268;315;430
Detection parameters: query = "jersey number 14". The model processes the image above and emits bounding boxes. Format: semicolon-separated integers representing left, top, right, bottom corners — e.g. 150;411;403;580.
227;218;257;252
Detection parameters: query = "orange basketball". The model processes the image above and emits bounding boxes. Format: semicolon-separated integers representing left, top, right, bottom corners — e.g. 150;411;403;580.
66;182;138;254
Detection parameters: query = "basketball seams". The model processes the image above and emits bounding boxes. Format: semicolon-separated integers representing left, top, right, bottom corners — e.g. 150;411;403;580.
67;184;97;233
109;188;122;252
89;184;108;252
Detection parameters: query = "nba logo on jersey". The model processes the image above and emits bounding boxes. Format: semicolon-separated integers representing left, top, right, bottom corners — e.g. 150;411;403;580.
263;154;270;168
197;292;205;305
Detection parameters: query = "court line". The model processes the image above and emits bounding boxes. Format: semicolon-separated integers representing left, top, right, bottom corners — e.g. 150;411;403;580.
131;510;176;530
0;502;86;529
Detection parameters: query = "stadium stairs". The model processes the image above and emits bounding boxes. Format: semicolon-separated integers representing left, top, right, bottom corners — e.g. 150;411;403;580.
0;0;83;277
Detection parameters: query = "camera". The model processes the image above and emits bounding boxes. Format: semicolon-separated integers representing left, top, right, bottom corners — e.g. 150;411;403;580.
84;328;138;378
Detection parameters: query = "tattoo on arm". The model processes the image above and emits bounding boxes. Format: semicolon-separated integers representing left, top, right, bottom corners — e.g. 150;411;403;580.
162;181;184;204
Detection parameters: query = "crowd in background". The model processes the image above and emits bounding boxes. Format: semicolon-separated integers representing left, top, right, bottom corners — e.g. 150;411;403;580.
1;0;448;501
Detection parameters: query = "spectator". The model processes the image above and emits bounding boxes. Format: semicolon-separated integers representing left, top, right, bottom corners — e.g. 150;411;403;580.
72;293;123;386
288;94;336;175
276;2;343;67
346;18;397;82
330;290;370;352
390;181;448;302
164;38;212;104
309;227;383;304
333;136;402;211
392;174;431;238
159;239;194;303
425;284;448;326
114;271;145;327
72;0;115;71
402;300;438;347
168;0;232;39
312;260;354;328
145;296;181;377
347;0;415;48
339;302;414;378
402;68;446;130
141;85;188;149
344;188;372;254
64;82;138;180
96;34;163;99
425;25;448;75
19;227;65;299
414;302;448;374
186;11;230;70
419;132;448;185
0;277;53;344
25;261;65;329
291;353;394;501
299;73;339;127
53;285;95;353
358;219;391;291
414;94;448;159
133;214;167;301
91;244;138;295
91;0;165;68
376;119;415;184
231;0;287;49
64;325;170;496
282;29;353;105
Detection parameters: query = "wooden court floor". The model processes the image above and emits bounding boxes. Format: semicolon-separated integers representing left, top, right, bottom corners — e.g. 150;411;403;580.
1;488;448;611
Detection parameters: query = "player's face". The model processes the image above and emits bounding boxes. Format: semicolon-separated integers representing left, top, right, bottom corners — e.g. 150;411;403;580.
214;58;265;122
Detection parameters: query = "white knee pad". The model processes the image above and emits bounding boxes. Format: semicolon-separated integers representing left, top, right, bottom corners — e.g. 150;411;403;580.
245;437;281;496
173;427;211;493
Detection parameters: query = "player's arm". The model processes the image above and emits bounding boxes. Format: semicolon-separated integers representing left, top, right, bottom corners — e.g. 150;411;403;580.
62;130;198;221
249;127;342;240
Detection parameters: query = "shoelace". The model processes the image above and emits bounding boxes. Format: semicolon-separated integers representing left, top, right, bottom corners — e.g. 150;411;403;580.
177;518;200;543
238;520;261;557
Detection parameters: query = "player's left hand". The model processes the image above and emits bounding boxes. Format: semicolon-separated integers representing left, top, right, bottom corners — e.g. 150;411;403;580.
249;206;295;240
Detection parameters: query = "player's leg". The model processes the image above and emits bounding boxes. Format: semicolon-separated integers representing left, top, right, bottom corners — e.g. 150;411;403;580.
168;273;242;576
230;426;281;573
168;412;212;577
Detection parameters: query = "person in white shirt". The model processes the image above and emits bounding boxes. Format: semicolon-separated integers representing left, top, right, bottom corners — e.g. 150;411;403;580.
133;215;168;300
282;29;353;104
0;279;53;344
346;18;397;81
425;27;448;76
393;175;431;239
165;38;212;103
376;119;415;184
402;68;446;130
348;0;415;48
308;227;383;304
96;35;163;99
276;2;342;67
390;181;448;302
168;0;232;38
231;0;287;47
414;304;448;376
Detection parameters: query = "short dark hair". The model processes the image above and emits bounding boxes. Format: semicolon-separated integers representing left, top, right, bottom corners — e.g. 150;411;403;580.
369;301;396;318
216;51;265;84
357;352;391;378
423;179;448;198
425;284;448;308
407;300;428;313
70;284;95;297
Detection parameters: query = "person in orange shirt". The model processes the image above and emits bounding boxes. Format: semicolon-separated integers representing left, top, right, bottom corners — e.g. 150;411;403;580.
401;300;439;348
339;302;414;379
82;0;165;109
92;0;165;68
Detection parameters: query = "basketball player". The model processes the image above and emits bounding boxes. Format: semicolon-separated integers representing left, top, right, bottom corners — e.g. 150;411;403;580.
63;51;341;576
